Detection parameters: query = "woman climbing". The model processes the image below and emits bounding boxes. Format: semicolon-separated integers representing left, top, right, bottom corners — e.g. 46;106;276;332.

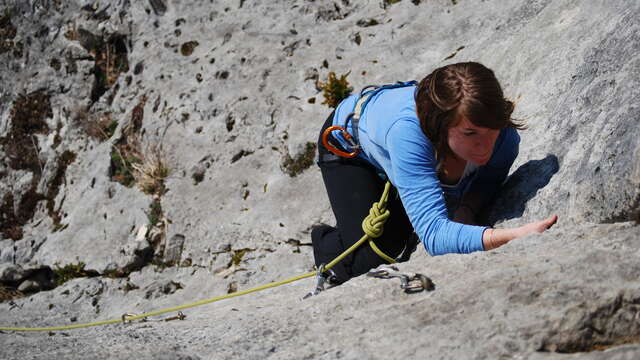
312;62;558;285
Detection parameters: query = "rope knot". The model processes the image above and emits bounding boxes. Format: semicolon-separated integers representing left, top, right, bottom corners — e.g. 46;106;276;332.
362;200;390;238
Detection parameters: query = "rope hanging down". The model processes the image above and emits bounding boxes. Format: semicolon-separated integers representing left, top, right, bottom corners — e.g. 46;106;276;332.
0;183;396;332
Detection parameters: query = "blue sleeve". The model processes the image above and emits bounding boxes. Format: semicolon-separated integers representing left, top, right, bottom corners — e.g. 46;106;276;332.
385;120;487;256
467;128;520;204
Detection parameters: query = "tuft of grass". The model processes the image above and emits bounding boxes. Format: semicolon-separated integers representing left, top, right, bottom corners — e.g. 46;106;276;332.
131;143;171;196
53;262;91;286
318;71;353;108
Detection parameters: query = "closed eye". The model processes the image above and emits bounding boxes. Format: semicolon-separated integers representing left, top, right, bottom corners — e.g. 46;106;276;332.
463;132;476;136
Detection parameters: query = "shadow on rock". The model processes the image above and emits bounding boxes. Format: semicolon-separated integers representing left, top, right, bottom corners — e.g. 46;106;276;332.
483;154;559;225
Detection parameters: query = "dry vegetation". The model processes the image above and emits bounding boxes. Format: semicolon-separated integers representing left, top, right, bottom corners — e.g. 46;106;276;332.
131;142;171;196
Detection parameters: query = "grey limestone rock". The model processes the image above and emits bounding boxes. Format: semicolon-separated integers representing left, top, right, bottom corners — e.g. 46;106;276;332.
0;0;639;359
0;240;15;263
143;280;183;299
163;233;185;266
0;263;53;293
0;263;27;283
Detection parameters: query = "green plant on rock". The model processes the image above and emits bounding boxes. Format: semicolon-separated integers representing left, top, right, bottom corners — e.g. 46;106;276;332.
53;262;91;286
110;149;139;187
146;198;163;227
231;249;250;266
318;71;353;108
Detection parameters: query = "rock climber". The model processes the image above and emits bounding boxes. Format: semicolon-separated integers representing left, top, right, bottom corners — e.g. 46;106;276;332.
312;62;558;284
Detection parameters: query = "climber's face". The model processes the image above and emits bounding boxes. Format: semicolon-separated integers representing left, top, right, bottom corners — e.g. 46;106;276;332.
448;117;500;166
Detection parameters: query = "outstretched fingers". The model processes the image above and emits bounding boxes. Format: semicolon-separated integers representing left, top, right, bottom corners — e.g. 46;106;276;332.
544;215;558;230
522;215;558;236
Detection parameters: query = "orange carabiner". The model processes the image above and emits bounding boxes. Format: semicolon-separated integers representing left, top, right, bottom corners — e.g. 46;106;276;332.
321;125;359;158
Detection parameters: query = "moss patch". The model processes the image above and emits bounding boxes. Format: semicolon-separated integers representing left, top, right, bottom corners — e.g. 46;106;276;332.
281;142;317;177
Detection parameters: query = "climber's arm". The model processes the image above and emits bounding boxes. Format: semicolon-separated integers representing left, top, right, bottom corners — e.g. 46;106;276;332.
482;216;558;250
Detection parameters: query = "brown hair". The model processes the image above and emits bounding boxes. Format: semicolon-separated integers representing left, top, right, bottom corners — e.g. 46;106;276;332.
414;62;525;161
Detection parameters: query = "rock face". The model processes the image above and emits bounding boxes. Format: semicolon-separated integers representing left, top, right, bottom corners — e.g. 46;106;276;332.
0;0;639;359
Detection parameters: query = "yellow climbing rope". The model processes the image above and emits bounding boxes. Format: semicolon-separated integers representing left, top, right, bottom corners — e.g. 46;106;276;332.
361;182;396;264
0;182;395;332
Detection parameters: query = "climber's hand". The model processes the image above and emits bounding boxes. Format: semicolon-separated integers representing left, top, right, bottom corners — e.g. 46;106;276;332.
483;215;558;251
517;215;558;238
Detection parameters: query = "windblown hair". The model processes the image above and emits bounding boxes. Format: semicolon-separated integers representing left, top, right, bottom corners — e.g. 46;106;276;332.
414;62;525;161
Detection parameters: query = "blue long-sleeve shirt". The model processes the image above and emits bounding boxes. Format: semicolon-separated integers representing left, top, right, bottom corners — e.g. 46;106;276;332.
331;85;520;256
